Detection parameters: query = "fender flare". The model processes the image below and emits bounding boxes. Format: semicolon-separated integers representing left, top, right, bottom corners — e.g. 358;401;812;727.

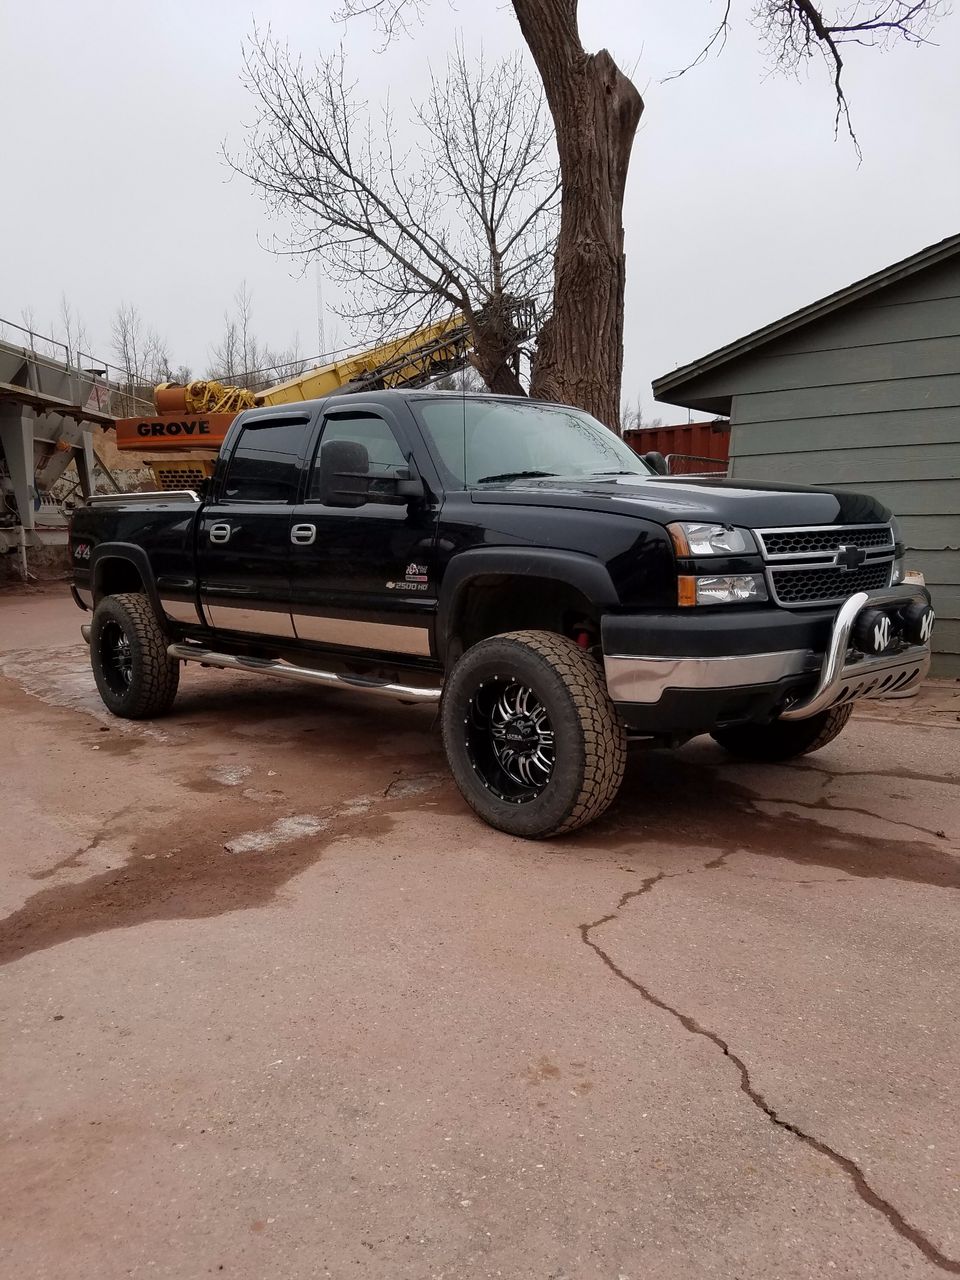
435;546;619;663
89;542;168;631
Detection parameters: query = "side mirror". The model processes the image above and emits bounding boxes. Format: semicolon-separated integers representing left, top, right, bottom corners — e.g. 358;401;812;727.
643;450;669;476
318;439;370;508
392;468;425;501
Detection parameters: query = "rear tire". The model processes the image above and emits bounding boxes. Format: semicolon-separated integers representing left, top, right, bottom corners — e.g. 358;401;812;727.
710;704;853;761
90;592;180;719
441;630;626;838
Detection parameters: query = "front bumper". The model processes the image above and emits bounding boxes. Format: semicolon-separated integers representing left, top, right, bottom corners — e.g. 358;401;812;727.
604;585;932;733
778;585;931;720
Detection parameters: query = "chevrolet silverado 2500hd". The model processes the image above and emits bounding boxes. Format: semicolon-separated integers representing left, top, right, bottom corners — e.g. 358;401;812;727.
70;391;935;838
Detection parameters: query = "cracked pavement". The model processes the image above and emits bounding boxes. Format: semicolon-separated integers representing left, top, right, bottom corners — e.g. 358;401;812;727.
2;589;960;1279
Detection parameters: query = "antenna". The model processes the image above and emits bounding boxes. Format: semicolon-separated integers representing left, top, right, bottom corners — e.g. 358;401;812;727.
315;261;327;361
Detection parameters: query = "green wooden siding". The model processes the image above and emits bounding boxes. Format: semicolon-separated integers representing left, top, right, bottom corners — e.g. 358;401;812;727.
732;407;960;455
723;261;960;666
733;375;960;424
734;444;960;484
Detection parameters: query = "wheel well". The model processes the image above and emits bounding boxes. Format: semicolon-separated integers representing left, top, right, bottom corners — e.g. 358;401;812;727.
447;575;599;664
94;557;146;603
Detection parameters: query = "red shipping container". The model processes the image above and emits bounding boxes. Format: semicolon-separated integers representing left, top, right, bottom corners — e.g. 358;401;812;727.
623;419;730;475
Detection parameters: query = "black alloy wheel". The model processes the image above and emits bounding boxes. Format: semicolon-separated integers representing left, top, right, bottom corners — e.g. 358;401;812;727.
97;619;134;697
465;677;556;802
89;592;180;719
441;630;627;839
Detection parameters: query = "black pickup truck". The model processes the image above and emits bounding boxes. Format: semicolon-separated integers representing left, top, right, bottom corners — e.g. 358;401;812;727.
70;390;934;838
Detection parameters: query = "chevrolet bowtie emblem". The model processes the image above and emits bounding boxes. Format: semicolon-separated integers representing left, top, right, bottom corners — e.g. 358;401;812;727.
835;544;867;571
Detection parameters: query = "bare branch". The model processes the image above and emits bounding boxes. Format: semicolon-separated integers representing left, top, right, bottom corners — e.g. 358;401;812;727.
207;282;308;390
228;26;559;393
334;0;425;45
754;0;947;152
664;1;733;81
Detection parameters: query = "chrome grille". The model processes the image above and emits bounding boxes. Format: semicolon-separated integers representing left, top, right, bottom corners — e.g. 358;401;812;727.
770;562;892;606
756;522;896;608
756;524;894;559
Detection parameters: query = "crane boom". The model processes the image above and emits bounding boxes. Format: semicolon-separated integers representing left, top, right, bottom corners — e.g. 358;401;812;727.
113;314;477;487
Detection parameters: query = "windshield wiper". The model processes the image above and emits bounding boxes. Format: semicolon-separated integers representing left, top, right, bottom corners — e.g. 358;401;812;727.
591;469;643;476
475;470;558;484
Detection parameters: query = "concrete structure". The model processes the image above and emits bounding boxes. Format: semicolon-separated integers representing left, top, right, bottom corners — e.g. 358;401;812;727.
0;327;115;578
653;233;960;676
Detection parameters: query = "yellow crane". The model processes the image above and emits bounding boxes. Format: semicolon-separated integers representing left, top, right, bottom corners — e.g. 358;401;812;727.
115;314;474;490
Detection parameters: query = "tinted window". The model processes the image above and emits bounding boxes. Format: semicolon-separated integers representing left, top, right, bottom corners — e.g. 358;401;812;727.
223;418;311;503
308;414;406;501
414;398;649;489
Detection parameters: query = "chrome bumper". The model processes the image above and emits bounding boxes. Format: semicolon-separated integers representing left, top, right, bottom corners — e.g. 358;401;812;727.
778;585;931;720
604;648;812;703
603;585;933;721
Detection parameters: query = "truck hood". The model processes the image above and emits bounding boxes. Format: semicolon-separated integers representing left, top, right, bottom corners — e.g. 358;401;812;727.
469;474;892;528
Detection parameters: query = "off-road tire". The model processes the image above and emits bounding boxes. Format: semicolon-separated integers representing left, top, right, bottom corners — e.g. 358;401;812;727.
441;630;627;839
90;592;180;719
710;703;853;761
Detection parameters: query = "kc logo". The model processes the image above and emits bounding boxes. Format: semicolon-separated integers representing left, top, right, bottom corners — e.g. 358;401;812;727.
873;615;891;651
920;609;935;642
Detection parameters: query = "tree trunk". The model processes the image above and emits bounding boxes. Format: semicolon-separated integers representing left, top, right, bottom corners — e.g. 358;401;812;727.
467;302;529;397
513;0;642;427
471;348;527;396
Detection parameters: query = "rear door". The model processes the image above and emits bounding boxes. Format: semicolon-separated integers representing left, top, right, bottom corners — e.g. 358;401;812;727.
287;404;439;659
196;410;315;638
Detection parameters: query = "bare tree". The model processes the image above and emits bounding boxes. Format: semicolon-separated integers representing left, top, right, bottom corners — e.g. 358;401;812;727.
620;397;663;434
509;0;641;424
110;304;178;415
206;281;309;392
336;0;945;426
17;306;64;361
57;294;90;364
230;34;559;396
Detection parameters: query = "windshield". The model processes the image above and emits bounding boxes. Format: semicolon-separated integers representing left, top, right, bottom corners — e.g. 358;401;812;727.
413;397;651;489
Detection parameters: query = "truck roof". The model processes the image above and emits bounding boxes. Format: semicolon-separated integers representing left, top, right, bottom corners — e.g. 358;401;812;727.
243;388;576;417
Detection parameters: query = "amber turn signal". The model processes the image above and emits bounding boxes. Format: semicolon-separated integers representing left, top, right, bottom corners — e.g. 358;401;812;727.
677;576;698;607
668;525;691;557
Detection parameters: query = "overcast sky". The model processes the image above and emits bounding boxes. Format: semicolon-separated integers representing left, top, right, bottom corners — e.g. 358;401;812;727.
2;0;958;419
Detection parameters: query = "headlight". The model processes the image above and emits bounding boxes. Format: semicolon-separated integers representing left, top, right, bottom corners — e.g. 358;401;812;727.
668;522;754;556
678;574;768;606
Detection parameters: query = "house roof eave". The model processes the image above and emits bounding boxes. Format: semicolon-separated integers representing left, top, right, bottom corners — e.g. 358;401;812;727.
651;230;960;405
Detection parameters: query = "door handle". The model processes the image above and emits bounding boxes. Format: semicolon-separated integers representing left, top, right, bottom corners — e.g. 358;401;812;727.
290;523;317;546
209;522;231;544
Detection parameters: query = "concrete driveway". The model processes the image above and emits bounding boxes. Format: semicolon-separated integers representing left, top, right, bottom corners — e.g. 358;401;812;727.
2;588;959;1279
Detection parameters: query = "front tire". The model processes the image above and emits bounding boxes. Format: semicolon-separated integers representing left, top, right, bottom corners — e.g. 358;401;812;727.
710;704;853;761
90;592;180;719
441;630;627;838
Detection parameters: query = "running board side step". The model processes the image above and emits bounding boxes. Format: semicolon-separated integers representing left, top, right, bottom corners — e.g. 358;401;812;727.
167;643;442;704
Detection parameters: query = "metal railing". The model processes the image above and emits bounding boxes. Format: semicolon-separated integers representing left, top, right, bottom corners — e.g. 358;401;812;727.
0;316;155;414
665;453;729;478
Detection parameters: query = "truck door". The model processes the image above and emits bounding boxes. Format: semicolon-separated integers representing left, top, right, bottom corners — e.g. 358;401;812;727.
196;410;314;637
286;405;439;659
